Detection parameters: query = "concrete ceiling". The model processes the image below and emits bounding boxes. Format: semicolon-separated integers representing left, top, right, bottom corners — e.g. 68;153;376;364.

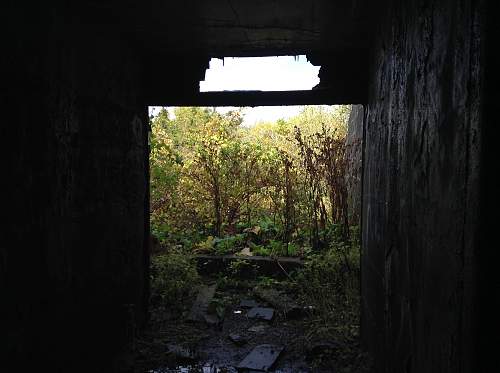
73;0;380;104
148;0;377;56
78;0;379;57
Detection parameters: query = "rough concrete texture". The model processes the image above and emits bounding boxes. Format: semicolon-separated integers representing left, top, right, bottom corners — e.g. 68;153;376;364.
361;1;482;372
3;5;149;371
345;105;364;225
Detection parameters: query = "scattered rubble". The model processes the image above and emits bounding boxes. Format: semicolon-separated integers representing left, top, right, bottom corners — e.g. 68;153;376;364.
137;277;369;373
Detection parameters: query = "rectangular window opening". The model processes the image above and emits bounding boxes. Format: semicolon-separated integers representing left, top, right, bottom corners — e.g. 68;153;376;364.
200;55;320;92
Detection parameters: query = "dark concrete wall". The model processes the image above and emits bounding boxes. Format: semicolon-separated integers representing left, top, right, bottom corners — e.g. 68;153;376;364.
2;4;149;371
346;105;364;225
361;1;482;372
478;2;500;371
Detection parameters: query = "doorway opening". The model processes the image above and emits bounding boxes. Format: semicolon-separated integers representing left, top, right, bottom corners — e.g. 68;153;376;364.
142;104;367;372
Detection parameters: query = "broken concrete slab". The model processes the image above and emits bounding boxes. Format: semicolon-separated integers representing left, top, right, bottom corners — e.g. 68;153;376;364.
247;307;274;321
237;344;284;371
187;284;217;322
253;287;302;318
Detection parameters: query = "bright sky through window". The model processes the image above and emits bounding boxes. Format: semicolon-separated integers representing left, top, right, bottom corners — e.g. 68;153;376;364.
200;55;320;92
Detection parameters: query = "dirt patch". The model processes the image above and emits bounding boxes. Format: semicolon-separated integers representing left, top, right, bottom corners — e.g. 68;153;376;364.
133;278;371;373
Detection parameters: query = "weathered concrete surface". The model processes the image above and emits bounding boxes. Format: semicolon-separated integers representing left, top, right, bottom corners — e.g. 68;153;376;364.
2;1;493;372
346;105;364;225
361;1;482;372
2;5;149;371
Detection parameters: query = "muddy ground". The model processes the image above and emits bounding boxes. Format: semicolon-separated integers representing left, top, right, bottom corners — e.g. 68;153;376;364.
132;276;372;373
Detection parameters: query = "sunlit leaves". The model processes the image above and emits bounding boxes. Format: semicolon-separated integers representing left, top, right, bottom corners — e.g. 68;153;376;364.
150;105;352;251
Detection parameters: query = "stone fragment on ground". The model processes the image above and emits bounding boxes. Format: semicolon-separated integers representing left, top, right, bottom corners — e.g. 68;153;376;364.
246;307;274;321
187;284;217;322
237;344;284;371
228;333;248;346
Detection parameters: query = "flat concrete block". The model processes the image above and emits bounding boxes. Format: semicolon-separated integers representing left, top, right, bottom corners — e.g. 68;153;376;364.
237;344;283;371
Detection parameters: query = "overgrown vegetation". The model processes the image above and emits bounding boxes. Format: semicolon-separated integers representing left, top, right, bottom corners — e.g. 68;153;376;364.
150;105;353;258
150;249;199;311
294;227;361;351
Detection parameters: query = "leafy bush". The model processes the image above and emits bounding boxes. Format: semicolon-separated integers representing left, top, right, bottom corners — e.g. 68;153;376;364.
214;234;246;255
228;258;257;276
195;235;216;253
286;242;299;256
249;241;270;256
257;216;279;236
267;239;284;255
150;249;199;309
257;275;280;288
150;106;354;257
